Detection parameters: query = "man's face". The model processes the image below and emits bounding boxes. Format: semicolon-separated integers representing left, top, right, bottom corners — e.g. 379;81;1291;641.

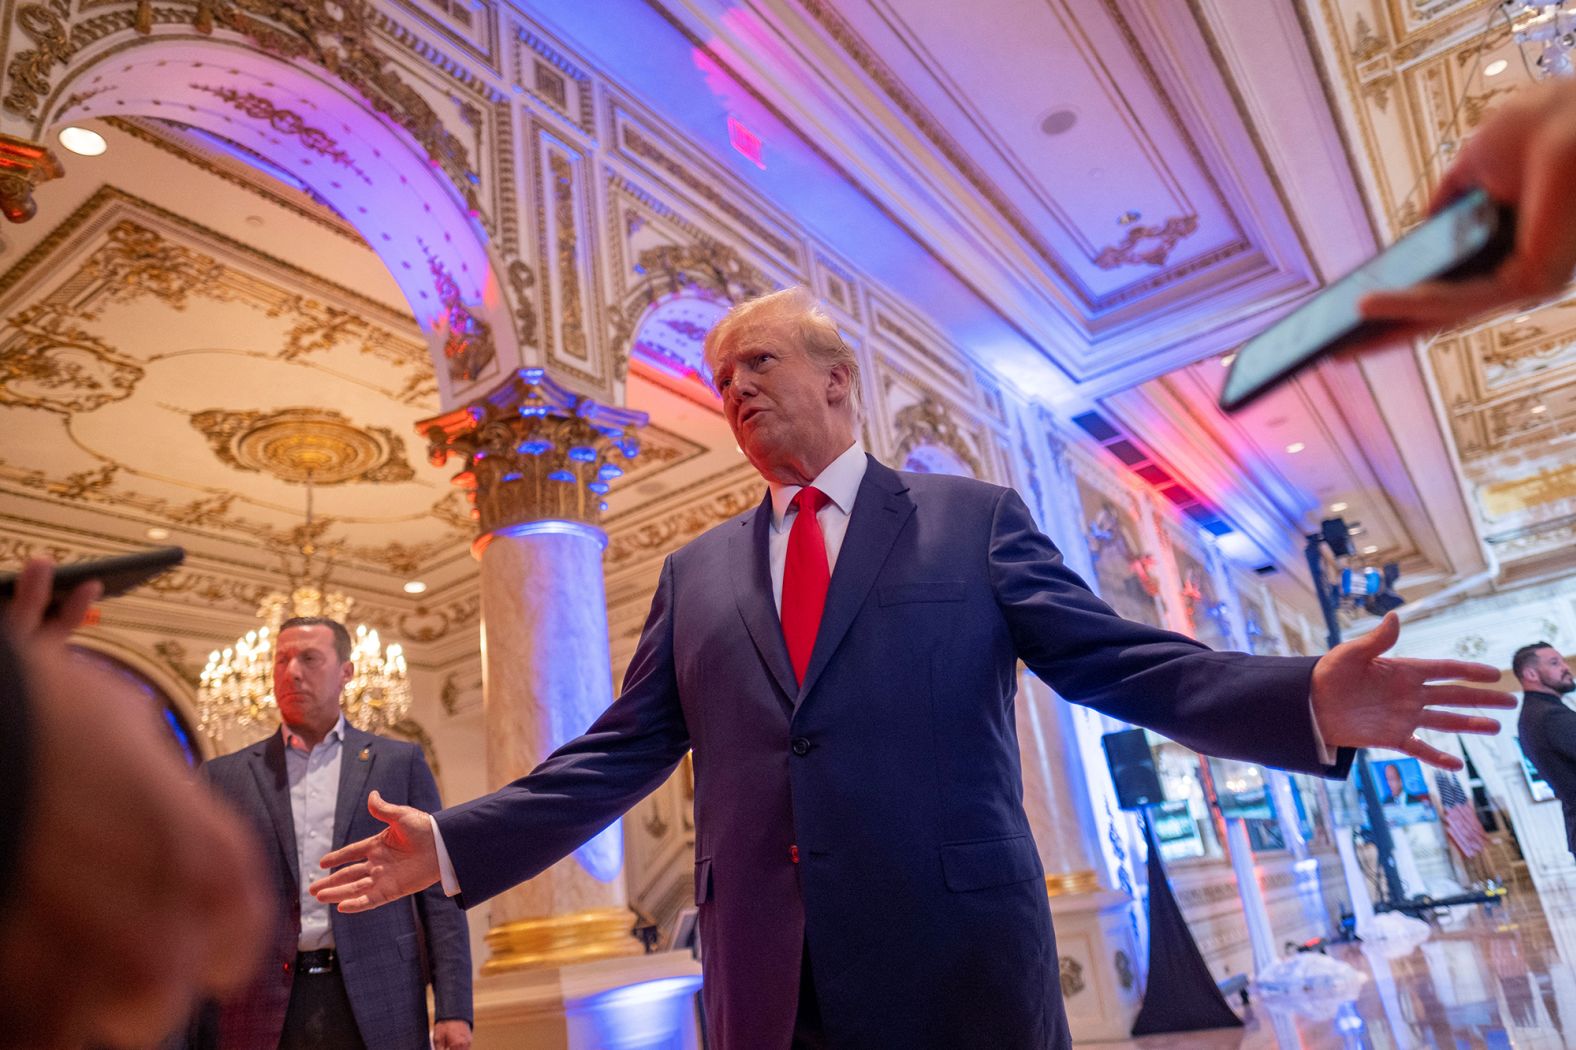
273;625;351;735
713;323;850;483
1525;646;1575;695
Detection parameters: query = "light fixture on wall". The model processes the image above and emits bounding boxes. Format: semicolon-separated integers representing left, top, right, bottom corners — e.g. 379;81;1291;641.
196;474;410;741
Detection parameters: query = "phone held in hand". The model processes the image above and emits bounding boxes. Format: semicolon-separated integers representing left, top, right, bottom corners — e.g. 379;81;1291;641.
1219;188;1515;412
0;546;186;617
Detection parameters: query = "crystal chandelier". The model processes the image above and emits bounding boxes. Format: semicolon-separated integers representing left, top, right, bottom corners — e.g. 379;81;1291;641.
196;476;411;741
1504;1;1576;78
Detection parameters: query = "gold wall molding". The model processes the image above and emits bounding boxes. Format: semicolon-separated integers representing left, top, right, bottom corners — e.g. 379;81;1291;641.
616;118;799;265
3;0;483;216
893;394;984;479
189;83;372;183
422;240;498;383
603;475;762;571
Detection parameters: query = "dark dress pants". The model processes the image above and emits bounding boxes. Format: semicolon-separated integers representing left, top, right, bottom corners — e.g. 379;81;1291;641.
277;954;366;1050
792;940;828;1050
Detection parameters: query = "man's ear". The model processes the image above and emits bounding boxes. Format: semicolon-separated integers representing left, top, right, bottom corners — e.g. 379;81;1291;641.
825;361;852;405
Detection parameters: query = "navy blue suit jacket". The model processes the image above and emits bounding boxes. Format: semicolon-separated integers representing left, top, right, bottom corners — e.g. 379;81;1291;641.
204;724;471;1049
439;458;1350;1049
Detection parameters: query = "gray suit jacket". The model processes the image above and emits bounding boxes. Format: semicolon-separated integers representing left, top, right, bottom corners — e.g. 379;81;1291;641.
203;723;471;1049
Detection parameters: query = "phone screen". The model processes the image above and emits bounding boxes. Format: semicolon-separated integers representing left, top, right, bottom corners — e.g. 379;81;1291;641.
1220;189;1505;411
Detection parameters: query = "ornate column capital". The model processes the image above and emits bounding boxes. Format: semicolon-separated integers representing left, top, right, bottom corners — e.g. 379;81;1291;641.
0;133;65;223
418;369;647;555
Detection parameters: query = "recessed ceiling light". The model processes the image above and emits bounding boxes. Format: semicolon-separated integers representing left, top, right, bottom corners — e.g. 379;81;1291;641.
1532;404;1548;414
146;526;170;540
1329;502;1348;513
1485;59;1509;77
403;580;428;594
1039;109;1078;136
1220;353;1236;368
1515;314;1532;324
58;126;107;156
1362;544;1379;555
1285;442;1306;454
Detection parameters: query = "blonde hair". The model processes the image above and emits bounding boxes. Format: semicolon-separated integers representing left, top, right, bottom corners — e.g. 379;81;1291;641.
703;286;861;414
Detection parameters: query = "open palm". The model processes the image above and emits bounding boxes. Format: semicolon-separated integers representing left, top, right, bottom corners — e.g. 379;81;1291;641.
310;790;441;913
1311;612;1515;769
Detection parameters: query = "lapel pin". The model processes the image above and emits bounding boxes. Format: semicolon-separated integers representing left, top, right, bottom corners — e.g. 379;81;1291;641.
358;746;371;762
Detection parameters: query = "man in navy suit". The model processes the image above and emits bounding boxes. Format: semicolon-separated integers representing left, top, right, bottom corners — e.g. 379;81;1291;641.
203;617;472;1049
313;288;1512;1048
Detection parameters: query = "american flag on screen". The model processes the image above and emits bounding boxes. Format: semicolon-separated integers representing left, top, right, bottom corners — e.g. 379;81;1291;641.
1435;768;1490;859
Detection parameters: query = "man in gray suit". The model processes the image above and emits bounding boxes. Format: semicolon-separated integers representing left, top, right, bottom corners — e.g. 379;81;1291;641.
203;616;472;1049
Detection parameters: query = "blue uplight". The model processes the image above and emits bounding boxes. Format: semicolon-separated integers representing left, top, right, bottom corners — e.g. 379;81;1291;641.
547;469;575;483
518;439;552;455
567;445;598;462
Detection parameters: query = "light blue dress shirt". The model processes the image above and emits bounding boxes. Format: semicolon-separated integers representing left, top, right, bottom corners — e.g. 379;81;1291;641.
285;714;347;951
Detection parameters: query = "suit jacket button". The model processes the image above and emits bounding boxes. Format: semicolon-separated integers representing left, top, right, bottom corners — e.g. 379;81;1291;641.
791;737;811;757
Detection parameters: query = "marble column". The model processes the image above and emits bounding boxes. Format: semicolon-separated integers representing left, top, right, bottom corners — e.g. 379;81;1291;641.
1016;669;1105;895
1016;669;1144;1042
420;368;648;975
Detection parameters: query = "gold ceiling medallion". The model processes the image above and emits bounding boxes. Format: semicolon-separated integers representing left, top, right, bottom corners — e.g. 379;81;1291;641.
190;406;416;485
0;131;63;223
1092;215;1199;270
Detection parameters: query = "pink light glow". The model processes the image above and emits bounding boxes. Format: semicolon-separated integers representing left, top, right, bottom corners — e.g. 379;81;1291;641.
727;115;765;169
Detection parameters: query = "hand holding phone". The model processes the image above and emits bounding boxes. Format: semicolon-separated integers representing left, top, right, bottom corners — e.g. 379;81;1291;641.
0;547;185;635
1220;189;1514;412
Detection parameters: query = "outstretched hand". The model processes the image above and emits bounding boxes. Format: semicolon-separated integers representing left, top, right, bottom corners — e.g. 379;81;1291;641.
1310;612;1515;770
310;790;442;912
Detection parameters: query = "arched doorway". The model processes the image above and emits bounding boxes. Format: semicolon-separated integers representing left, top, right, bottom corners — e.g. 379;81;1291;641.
7;12;520;403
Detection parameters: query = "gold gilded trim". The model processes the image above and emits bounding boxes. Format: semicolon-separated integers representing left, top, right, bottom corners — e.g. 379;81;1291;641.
481;906;642;974
1045;870;1102;898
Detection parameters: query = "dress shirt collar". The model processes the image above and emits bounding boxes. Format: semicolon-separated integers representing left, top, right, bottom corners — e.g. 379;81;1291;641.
767;442;866;530
283;713;348;755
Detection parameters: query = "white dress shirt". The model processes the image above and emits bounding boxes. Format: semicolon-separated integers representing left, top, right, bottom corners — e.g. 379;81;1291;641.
285;714;347;951
765;441;867;614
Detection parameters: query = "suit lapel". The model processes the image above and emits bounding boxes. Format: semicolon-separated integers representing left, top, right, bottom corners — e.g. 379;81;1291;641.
250;731;297;886
333;724;375;849
732;490;798;704
796;457;913;705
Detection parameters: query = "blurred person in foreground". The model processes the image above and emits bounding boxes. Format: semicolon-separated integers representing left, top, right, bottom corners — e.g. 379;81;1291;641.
0;559;268;1049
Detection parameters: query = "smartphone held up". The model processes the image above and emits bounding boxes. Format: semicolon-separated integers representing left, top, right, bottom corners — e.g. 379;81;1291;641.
1219;188;1515;412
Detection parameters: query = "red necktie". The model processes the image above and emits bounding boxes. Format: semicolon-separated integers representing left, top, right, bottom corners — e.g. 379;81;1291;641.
781;486;831;685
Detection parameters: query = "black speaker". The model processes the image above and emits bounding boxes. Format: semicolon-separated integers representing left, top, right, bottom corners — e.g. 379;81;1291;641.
1102;729;1164;811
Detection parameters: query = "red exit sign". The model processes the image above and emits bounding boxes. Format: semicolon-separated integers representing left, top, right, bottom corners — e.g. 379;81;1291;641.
727;115;765;169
